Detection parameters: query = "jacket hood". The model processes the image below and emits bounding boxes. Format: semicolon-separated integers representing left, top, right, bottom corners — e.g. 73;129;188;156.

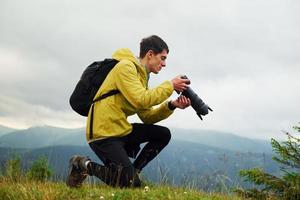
112;48;147;79
112;48;140;66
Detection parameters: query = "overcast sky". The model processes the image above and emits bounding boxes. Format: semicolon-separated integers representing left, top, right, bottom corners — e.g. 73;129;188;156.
0;0;299;140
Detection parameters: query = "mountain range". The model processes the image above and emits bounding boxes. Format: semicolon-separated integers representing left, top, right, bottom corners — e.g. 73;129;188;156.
0;125;272;153
0;125;17;137
0;124;277;191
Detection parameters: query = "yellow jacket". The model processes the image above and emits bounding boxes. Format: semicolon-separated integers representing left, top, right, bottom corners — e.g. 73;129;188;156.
86;48;174;142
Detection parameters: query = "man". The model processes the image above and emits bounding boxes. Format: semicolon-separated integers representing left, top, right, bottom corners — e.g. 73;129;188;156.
67;35;191;188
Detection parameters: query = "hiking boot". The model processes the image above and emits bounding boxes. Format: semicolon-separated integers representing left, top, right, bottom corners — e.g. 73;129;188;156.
66;155;90;188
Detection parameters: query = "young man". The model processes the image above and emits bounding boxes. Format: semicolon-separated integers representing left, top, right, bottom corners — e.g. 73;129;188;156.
67;35;191;188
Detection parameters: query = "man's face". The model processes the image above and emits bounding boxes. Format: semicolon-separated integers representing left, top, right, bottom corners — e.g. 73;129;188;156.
147;49;168;74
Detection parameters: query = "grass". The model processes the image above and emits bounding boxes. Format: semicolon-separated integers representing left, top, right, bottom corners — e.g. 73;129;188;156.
0;177;242;200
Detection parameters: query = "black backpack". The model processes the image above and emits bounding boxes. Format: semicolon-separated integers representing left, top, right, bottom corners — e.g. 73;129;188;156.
69;58;119;117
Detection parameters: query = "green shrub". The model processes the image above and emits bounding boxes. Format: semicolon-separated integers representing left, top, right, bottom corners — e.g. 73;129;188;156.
26;156;52;182
5;154;22;182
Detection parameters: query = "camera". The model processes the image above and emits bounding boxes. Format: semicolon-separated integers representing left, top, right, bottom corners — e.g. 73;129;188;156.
181;75;213;120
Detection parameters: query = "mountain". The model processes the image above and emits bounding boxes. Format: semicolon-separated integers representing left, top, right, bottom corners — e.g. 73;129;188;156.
0;126;86;148
0;126;272;153
170;128;272;153
0;125;18;137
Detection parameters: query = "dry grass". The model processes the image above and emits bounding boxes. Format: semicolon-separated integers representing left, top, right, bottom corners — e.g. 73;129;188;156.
0;177;242;200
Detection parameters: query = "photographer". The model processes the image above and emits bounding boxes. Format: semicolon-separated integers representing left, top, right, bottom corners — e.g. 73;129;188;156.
67;35;191;188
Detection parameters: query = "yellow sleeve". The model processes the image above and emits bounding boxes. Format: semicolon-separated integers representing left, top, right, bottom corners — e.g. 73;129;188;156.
115;61;173;109
137;101;174;124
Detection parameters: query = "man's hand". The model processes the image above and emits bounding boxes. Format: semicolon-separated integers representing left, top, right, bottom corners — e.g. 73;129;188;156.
171;75;191;93
170;95;191;109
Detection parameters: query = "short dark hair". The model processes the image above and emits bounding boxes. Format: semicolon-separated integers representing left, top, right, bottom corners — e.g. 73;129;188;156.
139;35;169;58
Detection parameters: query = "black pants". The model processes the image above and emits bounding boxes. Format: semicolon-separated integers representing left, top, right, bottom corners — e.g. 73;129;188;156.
87;123;171;187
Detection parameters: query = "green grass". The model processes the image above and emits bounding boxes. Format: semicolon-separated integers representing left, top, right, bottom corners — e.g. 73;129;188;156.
0;177;242;200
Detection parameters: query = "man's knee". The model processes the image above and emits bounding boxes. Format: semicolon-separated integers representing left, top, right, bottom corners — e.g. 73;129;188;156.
160;126;171;143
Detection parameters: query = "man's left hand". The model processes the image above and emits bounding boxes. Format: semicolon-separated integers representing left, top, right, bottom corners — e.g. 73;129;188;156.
171;95;191;109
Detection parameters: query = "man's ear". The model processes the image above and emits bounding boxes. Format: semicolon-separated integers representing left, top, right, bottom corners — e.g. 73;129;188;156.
147;50;154;58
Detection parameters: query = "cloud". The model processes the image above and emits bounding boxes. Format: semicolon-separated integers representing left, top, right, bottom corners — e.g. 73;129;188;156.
0;0;299;139
0;47;72;110
0;96;85;129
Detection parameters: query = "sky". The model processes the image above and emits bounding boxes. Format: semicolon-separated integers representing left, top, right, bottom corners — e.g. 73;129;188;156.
0;0;299;140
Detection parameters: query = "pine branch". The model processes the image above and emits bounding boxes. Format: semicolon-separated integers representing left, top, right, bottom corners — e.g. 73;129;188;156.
271;137;300;169
239;168;288;192
293;124;300;133
236;123;300;200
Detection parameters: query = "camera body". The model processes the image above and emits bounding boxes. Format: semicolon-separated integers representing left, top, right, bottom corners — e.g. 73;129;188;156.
181;75;212;120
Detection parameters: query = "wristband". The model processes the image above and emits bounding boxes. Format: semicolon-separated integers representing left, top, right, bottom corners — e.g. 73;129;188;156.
168;101;176;110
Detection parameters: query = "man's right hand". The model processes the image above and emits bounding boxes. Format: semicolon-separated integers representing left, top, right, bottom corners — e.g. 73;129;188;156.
171;75;191;93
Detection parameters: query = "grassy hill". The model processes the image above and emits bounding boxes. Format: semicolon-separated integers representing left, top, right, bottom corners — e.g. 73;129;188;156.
0;178;241;200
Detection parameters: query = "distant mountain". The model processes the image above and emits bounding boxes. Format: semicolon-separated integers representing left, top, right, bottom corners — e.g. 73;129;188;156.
0;125;18;137
0;126;86;148
0;126;272;153
170;128;272;153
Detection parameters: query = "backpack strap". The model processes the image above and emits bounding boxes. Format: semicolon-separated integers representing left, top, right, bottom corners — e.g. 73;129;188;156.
92;90;120;103
89;90;120;139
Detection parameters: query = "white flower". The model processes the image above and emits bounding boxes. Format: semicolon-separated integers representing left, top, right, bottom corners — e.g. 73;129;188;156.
100;195;104;199
144;186;150;192
111;193;115;197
